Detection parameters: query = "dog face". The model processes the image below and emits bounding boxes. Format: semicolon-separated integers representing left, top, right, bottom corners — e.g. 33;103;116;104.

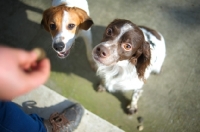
93;19;151;78
41;4;93;58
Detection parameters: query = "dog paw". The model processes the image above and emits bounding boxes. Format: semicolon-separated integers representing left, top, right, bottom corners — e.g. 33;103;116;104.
127;104;138;115
97;84;106;92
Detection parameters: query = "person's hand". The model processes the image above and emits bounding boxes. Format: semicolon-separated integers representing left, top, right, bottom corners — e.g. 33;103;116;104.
0;46;50;100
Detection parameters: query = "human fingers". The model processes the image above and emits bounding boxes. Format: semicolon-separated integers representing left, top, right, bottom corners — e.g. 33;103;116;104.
26;58;50;88
15;49;38;70
18;48;46;70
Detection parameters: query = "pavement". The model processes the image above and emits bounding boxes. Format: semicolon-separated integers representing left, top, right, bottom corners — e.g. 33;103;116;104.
13;85;124;132
1;0;200;132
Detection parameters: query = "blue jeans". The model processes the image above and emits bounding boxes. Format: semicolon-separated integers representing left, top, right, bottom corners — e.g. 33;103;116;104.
0;101;47;132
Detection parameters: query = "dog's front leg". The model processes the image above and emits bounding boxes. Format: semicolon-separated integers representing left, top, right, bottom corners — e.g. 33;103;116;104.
127;89;143;114
79;29;96;70
97;80;106;92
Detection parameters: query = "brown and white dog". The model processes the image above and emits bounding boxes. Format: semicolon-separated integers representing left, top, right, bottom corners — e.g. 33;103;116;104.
41;0;95;68
92;19;166;114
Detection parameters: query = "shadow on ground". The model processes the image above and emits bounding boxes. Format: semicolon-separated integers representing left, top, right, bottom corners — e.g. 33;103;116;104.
16;100;74;119
0;0;131;116
1;0;200;132
0;0;43;48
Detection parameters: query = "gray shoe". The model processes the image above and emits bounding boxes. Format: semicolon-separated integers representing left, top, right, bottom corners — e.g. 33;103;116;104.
44;103;84;132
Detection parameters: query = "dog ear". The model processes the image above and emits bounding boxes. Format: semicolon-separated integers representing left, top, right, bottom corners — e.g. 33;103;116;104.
80;18;94;30
130;48;142;65
41;19;49;32
40;9;51;32
75;8;93;30
136;41;151;79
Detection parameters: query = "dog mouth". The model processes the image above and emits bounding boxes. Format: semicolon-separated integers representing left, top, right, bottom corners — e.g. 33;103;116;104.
92;51;105;65
93;55;114;66
93;54;101;62
57;50;70;59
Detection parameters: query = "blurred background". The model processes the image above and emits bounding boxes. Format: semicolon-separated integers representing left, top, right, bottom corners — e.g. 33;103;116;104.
0;0;200;131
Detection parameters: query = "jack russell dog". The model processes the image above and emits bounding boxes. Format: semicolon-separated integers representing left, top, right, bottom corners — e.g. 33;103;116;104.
41;0;95;68
92;19;166;114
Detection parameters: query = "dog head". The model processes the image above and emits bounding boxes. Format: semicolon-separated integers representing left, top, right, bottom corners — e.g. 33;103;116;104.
41;4;93;58
92;19;151;78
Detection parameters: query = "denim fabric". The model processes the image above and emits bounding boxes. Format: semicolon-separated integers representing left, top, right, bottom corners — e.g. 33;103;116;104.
0;101;46;132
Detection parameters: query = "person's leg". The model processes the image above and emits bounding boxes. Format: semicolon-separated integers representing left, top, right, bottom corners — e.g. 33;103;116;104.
0;101;46;132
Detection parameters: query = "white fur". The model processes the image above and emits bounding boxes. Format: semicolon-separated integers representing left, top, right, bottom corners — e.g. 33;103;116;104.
114;24;133;44
52;0;89;15
97;60;143;92
50;0;94;68
53;11;75;52
95;24;134;66
96;25;166;113
140;28;166;75
104;24;133;48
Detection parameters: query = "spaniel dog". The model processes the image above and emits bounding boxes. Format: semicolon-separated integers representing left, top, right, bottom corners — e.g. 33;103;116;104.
92;19;166;114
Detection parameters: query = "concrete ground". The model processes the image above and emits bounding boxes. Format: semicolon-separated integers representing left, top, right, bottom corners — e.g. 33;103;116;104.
0;0;200;132
13;85;124;132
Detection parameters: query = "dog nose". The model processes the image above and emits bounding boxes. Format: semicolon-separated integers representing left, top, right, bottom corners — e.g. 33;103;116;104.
53;42;65;51
96;45;109;58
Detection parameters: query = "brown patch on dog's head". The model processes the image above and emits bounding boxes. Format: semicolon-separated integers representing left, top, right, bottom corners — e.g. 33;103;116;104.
93;19;151;79
41;4;93;37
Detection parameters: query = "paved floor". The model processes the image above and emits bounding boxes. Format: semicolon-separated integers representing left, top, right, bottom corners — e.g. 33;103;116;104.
0;0;200;132
13;85;124;132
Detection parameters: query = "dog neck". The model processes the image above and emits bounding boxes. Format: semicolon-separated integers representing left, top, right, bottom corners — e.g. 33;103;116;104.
96;60;138;81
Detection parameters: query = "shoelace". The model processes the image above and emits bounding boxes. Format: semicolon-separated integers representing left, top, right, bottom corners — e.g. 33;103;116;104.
49;112;69;132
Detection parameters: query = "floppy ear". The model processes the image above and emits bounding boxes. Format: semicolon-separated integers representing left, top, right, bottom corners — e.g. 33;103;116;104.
40;9;50;32
80;18;94;30
136;41;151;79
130;47;142;65
41;19;49;32
75;8;94;30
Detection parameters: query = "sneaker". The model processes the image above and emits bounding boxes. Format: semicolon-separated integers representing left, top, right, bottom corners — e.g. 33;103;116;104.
43;103;84;132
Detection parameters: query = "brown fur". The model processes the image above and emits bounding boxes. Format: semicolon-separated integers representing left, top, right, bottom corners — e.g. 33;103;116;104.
109;19;151;79
41;4;93;37
136;41;151;79
94;19;151;80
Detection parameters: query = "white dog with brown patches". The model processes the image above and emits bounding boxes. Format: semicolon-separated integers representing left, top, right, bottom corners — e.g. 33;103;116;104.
41;0;95;68
92;19;166;114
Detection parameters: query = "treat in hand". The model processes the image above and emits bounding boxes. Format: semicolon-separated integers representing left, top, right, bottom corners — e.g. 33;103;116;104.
26;48;46;72
32;48;46;61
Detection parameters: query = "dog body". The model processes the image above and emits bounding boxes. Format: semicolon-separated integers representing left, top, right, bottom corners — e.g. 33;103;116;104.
41;0;94;68
92;19;166;114
52;0;89;14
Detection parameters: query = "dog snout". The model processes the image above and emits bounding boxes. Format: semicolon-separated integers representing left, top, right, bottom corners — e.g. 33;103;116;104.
53;42;65;51
96;45;109;58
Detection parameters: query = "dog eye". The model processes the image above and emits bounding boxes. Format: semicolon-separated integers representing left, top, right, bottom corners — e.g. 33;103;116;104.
68;24;75;30
50;23;56;30
122;43;132;51
106;28;112;36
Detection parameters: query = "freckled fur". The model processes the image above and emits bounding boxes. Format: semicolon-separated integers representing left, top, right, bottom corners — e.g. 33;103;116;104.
93;19;166;114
